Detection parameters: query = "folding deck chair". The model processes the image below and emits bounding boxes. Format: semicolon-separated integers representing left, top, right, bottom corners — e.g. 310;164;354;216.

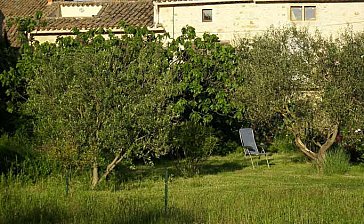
239;128;270;168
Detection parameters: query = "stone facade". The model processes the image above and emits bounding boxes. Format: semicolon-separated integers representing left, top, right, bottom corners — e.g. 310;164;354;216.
4;0;364;45
154;0;364;42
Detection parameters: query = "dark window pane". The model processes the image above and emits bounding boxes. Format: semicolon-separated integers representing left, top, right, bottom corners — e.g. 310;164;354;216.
202;9;212;22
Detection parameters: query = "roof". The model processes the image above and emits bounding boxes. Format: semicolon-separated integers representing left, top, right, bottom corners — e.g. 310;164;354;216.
0;0;48;18
41;1;154;31
0;0;48;46
154;0;364;3
0;0;154;47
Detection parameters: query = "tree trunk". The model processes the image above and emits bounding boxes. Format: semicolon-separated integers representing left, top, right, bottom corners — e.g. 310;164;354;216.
294;124;339;168
97;153;124;185
295;136;317;160
317;124;339;165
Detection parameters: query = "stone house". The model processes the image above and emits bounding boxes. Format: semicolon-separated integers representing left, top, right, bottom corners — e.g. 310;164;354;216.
154;0;364;42
1;0;364;46
0;0;163;46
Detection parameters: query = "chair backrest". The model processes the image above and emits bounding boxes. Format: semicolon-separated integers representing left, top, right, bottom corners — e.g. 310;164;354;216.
239;128;259;155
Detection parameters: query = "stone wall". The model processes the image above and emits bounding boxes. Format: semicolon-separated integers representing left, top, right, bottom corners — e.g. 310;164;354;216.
157;2;364;42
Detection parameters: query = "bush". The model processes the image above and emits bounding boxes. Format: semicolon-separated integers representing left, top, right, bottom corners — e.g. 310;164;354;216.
323;148;350;175
171;122;219;176
268;134;296;153
0;133;62;183
0;134;28;175
341;131;364;162
214;139;240;156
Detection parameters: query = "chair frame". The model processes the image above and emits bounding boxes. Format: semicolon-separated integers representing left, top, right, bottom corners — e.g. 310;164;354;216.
239;128;270;168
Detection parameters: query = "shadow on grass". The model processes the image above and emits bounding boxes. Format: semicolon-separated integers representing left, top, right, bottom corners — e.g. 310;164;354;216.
2;202;200;224
199;160;246;175
111;157;247;185
1;204;67;224
120;207;200;224
245;155;276;167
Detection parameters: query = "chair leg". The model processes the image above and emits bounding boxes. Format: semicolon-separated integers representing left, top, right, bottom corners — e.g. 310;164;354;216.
264;153;270;168
248;154;255;169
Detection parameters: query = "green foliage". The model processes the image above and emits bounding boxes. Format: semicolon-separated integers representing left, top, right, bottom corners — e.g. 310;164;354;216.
323;148;350;175
0;133;61;182
0;38;21;134
0;134;26;174
0;12;44;141
215;139;240;155
269;133;296;153
3;23;364;188
234;28;364;162
167;26;242;156
169;26;239;123
235;28;332;136
171;122;219;176
324;31;364;161
6;11;45;45
324;31;364;129
14;27;175;185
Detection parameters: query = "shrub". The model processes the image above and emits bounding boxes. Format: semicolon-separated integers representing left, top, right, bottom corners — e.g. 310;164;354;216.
0;134;27;175
0;133;61;183
171;122;219;176
214;139;240;156
268;134;296;153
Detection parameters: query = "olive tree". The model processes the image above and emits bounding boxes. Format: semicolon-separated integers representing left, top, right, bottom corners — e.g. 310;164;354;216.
233;28;364;166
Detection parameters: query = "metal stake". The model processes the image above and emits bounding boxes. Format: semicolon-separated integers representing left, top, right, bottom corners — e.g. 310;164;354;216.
164;169;169;214
65;170;69;196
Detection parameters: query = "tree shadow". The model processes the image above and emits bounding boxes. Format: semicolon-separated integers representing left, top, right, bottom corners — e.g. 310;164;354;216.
243;155;277;167
2;204;67;224
119;207;200;224
0;143;24;174
199;160;246;175
109;156;247;187
2;202;198;224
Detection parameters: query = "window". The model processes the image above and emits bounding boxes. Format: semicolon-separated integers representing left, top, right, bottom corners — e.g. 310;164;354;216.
290;6;316;21
290;6;302;21
202;9;212;22
304;6;316;21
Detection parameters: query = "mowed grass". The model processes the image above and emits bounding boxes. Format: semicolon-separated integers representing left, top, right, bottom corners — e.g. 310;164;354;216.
1;153;363;223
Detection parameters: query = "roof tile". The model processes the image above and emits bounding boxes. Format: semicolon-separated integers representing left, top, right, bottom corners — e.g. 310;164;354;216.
1;0;154;46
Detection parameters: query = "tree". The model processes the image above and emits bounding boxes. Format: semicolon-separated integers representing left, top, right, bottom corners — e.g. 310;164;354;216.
167;26;242;157
233;28;364;167
18;27;175;187
0;32;20;135
323;31;364;161
0;11;45;134
168;26;239;124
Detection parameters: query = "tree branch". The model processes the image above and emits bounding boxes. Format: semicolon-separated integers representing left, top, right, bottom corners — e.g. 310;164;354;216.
318;124;339;160
97;150;125;185
294;135;317;160
313;140;322;148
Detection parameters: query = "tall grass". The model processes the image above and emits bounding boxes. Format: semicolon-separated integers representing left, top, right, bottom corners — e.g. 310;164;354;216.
323;148;350;175
0;133;64;184
0;153;363;223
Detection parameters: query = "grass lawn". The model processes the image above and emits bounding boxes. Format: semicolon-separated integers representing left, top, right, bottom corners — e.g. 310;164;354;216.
1;152;363;223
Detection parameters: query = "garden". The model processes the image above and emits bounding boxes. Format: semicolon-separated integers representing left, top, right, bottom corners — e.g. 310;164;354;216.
0;18;363;223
